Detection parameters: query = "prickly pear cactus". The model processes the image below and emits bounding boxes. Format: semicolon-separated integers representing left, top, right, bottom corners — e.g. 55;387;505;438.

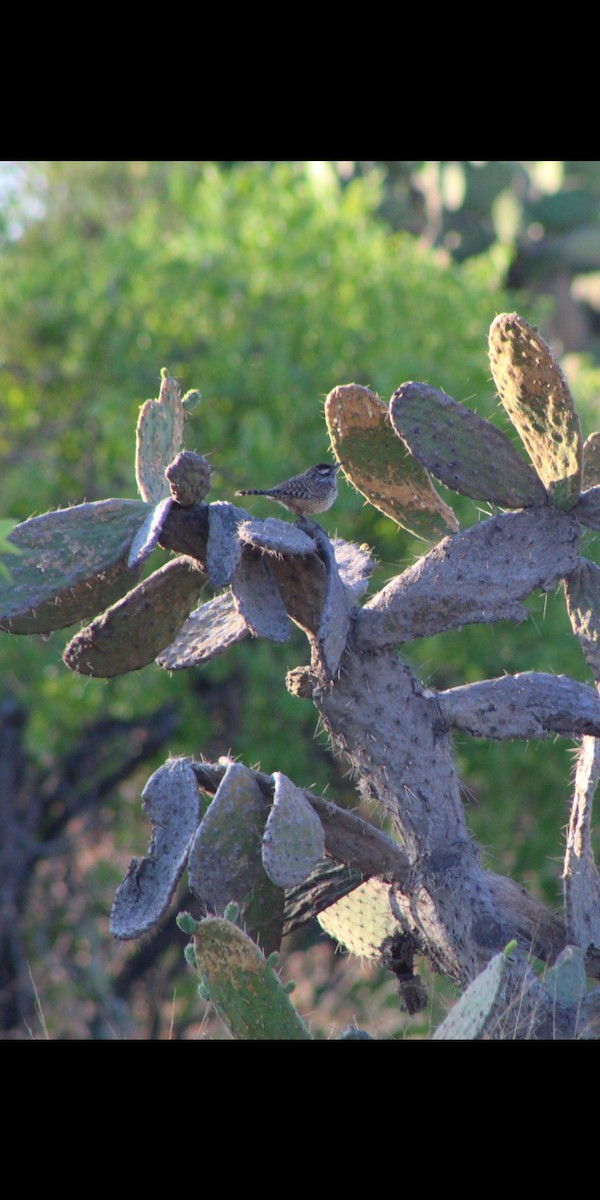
6;315;600;1039
191;917;311;1040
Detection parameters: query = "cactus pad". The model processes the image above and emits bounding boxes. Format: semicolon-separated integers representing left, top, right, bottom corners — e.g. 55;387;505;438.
489;313;582;510
135;372;186;503
262;772;325;888
390;382;546;508
156;590;249;670
189;761;284;955
583;433;600;489
110;758;201;940
193;918;311;1039
165;451;211;507
325;383;459;540
564;559;600;679
230;548;291;642
0;499;150;634
433;947;515;1039
318;877;398;958
63;556;204;676
206;502;245;587
238;517;316;558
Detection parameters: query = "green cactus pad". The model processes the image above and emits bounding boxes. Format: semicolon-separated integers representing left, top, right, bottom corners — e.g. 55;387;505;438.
325;383;459;541
63;555;204;676
135;372;186;504
318;877;398;959
564;558;600;679
390;383;546;508
110;758;201;940
181;388;202;414
262;772;325;888
188;761;284;956
433;948;514;1039
0;499;150;634
489;313;582;510
583;433;600;488
193;918;311;1039
156;590;249;670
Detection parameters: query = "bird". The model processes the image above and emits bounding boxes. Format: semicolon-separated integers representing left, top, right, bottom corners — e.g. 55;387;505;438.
236;462;342;518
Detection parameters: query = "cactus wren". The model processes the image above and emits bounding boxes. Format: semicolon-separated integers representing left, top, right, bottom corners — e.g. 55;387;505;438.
237;462;342;517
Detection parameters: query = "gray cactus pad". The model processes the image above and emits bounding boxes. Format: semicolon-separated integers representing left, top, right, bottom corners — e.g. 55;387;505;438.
332;538;374;602
239;517;316;557
390;382;546;508
312;528;350;678
572;487;600;531
0;499;150;634
189;761;284;955
63;556;204;677
157;590;248;669
110;758;201;940
564;558;600;678
127;497;173;568
262;772;325;888
231;548;291;642
437;671;600;739
206;502;245;586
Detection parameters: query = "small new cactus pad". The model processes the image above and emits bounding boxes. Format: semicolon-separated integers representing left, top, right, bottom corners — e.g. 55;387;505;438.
136;371;186;504
111;759;201;940
325;383;459;540
165;451;211;507
156;591;249;670
489;313;582;510
63;556;204;677
188;761;284;955
0;499;150;634
262;772;325;889
193;918;311;1039
390;382;546;508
